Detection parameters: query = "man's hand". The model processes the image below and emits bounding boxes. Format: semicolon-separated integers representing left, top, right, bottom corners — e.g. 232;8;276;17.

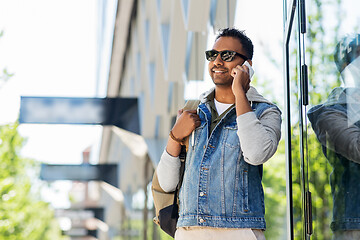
171;109;201;140
231;64;251;96
231;64;252;116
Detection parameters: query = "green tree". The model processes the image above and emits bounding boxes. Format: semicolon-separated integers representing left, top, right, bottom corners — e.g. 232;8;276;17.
263;141;287;239
0;123;68;240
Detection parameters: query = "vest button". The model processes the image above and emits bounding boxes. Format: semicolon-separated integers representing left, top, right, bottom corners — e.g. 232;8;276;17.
203;145;206;149
199;192;204;197
199;218;205;223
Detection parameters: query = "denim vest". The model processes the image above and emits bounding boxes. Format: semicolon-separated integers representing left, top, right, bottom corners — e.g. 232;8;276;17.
308;99;360;231
177;101;276;229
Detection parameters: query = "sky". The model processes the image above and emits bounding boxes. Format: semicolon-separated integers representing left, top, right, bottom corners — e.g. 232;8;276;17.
0;0;101;208
0;0;101;167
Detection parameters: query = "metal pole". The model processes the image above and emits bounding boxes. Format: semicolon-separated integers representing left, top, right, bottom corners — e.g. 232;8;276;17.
142;157;150;240
283;0;298;239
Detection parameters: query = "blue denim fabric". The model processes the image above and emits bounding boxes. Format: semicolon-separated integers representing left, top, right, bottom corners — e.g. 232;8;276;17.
308;100;360;231
177;101;277;229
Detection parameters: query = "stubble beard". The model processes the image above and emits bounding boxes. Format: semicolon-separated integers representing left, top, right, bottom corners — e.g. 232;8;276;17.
212;75;234;87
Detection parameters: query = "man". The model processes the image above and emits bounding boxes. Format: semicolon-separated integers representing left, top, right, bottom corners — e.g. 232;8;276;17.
307;34;360;240
156;28;282;239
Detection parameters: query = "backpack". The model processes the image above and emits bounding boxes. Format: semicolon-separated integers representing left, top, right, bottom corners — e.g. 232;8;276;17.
151;100;200;238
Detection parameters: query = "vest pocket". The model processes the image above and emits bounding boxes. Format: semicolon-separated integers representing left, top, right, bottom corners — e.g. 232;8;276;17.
242;169;250;212
232;164;250;215
224;123;240;148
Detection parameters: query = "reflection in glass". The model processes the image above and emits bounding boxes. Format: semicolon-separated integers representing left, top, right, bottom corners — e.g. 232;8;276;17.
308;34;360;240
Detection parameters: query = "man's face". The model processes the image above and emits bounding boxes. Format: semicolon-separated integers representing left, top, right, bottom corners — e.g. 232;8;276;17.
208;36;247;87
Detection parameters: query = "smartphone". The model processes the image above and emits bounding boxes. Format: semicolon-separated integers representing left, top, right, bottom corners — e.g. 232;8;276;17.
243;61;254;79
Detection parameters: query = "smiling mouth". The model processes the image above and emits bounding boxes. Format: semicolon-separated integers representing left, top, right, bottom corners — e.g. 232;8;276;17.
212;69;227;73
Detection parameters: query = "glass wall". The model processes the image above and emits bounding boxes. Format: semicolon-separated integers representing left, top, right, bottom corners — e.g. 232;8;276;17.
285;0;360;239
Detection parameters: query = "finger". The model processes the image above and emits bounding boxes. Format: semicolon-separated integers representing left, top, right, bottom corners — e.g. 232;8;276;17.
185;110;197;114
242;64;249;71
176;109;184;119
195;121;201;128
190;113;200;120
244;66;250;76
234;64;249;73
177;109;184;116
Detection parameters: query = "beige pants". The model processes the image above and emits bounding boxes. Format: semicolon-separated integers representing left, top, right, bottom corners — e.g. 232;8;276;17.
175;227;266;240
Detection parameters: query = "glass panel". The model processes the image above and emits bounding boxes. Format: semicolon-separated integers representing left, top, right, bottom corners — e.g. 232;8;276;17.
287;6;306;239
305;0;360;239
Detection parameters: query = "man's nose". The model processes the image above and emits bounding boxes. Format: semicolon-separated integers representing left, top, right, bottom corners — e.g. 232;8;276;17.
213;54;224;66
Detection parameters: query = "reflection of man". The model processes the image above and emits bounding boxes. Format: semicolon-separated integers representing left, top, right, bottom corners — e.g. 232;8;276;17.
307;34;360;240
156;28;282;240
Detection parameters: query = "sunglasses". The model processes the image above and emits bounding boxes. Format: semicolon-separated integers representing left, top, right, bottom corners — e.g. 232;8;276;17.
205;50;248;62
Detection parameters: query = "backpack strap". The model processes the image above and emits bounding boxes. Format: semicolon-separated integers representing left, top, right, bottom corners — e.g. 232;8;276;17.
182;100;200;151
171;144;186;218
183;99;201;111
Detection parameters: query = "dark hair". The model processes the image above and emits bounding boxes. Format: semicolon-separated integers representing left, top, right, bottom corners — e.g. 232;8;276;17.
215;28;254;60
334;34;360;72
